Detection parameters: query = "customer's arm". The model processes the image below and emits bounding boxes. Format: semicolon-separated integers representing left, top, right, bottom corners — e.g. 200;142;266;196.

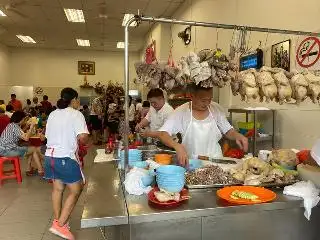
20;123;35;141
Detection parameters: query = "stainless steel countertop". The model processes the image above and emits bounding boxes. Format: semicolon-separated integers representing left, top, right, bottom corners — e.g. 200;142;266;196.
81;161;128;229
82;162;304;228
126;188;303;224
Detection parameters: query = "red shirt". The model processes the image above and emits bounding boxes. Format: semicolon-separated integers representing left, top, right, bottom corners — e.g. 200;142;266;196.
0;114;10;135
10;99;22;111
41;100;52;112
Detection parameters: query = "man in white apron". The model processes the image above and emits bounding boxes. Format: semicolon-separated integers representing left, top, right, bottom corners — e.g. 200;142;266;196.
156;84;248;166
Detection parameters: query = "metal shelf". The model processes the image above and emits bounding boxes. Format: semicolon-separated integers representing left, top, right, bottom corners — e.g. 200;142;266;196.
229;109;276;156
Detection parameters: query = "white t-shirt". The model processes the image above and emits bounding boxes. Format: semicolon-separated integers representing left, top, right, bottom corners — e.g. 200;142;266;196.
311;139;320;166
136;103;143;112
145;102;174;131
129;104;136;121
45;107;89;160
159;102;233;137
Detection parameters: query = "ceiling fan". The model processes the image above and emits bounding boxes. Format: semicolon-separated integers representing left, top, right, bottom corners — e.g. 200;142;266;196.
1;0;30;18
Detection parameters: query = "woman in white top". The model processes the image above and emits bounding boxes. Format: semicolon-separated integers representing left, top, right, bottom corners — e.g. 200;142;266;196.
44;88;89;240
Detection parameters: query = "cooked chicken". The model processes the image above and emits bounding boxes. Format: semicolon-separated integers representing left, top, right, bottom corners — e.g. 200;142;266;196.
290;73;308;104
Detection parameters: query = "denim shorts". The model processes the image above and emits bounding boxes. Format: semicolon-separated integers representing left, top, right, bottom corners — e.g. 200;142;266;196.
44;156;82;184
0;146;28;158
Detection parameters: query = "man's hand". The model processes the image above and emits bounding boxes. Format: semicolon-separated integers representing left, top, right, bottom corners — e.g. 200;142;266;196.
235;135;248;152
175;144;189;167
135;123;141;132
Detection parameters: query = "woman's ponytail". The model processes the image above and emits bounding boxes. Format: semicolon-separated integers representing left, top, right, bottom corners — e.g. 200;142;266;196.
57;98;71;109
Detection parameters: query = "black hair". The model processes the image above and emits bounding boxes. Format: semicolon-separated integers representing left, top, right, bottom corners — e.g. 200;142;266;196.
11;94;16;98
147;88;164;99
136;98;142;103
83;105;88;109
30;109;37;117
142;101;150;108
6;105;13;112
188;83;213;93
0;100;4;104
43;95;49;101
129;95;132;106
10;111;26;123
26;99;31;105
57;88;78;109
52;106;57;111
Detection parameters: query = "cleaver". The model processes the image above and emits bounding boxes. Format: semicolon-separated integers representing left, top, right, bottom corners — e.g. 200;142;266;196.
198;155;237;164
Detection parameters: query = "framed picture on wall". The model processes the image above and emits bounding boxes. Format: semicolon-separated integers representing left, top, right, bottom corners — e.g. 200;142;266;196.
78;61;95;75
271;40;291;71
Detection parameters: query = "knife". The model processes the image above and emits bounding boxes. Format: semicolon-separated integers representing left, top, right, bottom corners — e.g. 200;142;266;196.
198;155;237;164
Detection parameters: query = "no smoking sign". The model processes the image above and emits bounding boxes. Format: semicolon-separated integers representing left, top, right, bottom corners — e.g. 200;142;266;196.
296;36;320;69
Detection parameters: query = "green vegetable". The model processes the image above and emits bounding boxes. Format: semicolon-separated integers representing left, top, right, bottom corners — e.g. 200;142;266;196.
231;190;260;201
271;163;299;176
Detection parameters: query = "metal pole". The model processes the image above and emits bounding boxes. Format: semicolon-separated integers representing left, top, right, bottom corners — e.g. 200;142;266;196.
138;16;320;37
124;17;138;175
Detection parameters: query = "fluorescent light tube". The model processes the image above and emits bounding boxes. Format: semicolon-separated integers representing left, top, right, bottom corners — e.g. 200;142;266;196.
117;42;125;49
64;8;85;23
16;35;36;43
122;14;137;27
0;10;6;16
76;39;90;47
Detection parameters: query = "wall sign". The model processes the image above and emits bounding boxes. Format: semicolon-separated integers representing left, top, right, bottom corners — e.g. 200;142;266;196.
296;36;320;70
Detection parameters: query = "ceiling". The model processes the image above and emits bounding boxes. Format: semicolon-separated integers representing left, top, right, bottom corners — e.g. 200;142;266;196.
0;0;185;51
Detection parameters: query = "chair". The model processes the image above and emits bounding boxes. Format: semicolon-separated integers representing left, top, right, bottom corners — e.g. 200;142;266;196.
0;156;22;185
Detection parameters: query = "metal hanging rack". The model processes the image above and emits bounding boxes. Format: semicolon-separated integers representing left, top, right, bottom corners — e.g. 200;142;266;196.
123;14;320;173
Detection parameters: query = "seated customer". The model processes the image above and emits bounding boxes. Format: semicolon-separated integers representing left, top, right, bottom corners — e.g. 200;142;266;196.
26;127;45;176
5;104;14;118
0;111;36;157
0;108;10;135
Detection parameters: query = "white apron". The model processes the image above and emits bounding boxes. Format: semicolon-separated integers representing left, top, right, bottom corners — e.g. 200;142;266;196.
182;103;223;159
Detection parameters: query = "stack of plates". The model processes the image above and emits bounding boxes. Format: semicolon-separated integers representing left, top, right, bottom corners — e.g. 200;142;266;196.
119;149;142;168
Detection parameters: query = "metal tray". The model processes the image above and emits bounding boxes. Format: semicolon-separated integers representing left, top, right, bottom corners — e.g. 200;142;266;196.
186;181;297;189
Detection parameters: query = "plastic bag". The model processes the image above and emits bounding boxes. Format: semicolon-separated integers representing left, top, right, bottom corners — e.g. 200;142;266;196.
283;181;320;220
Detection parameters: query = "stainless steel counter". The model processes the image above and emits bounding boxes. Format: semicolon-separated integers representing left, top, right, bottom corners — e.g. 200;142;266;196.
81;161;128;228
126;187;303;224
81;162;320;240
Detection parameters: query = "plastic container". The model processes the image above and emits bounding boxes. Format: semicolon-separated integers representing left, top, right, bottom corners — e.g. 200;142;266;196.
237;122;261;130
155;154;172;165
188;159;202;170
129;161;148;169
141;174;155;186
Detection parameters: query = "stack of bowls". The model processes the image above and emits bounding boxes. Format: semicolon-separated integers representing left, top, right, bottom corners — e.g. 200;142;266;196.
119;149;142;168
156;165;186;193
155;154;172;165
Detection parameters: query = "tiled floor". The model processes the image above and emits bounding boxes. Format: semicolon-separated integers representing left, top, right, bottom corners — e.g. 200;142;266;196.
0;148;103;240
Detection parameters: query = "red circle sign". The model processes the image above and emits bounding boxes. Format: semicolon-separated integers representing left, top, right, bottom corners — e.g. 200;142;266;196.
296;37;320;68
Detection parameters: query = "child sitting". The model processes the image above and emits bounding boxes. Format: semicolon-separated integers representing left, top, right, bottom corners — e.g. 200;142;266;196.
25;117;45;176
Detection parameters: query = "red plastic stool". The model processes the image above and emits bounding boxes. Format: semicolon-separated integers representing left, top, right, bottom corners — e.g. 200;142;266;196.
0;156;22;185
